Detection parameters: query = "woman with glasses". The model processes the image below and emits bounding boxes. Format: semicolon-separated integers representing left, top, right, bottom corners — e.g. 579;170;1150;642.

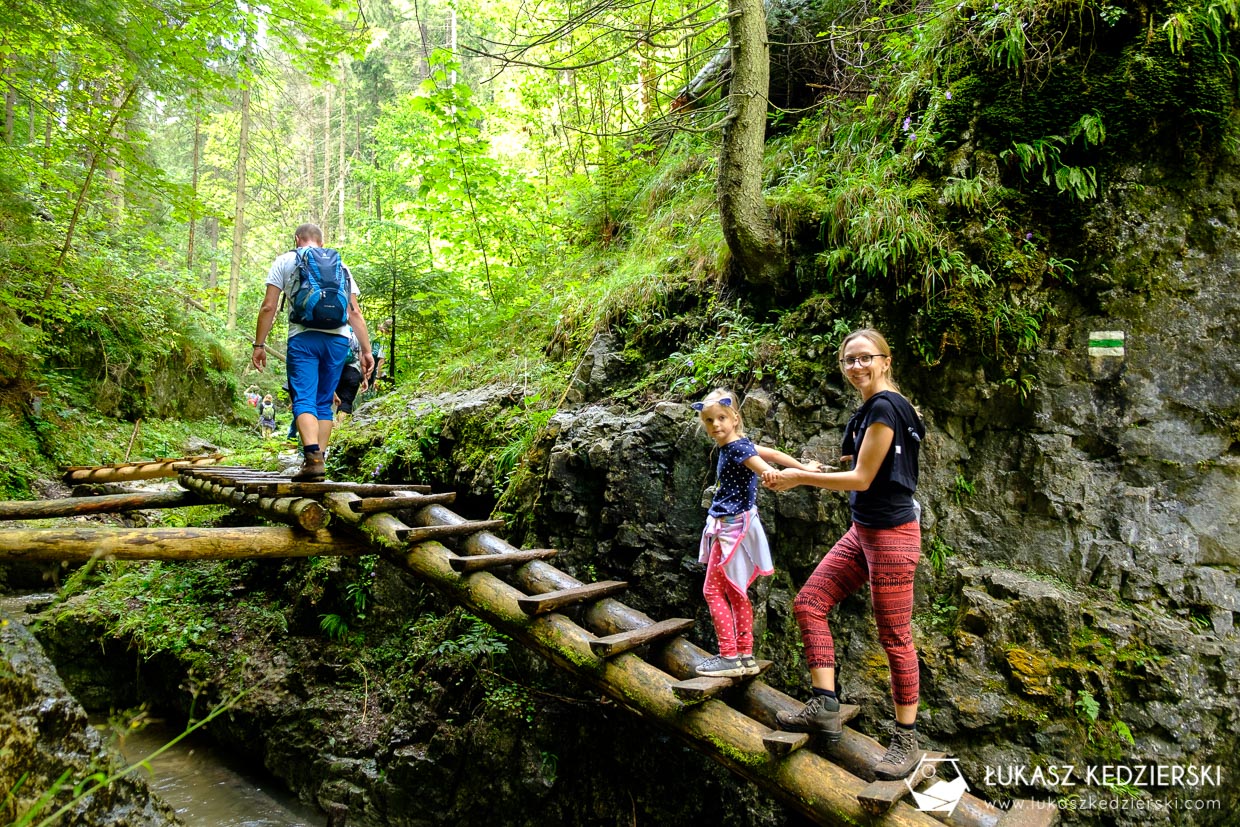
762;328;926;780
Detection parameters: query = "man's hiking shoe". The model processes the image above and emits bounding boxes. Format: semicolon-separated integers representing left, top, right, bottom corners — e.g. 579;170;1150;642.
739;655;760;676
695;655;748;678
775;694;842;742
874;726;921;780
292;451;326;482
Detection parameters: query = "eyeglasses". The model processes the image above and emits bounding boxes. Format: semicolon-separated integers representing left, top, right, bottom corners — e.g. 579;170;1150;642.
838;354;887;368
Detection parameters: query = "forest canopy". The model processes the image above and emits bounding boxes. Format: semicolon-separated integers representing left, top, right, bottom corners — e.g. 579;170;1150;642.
0;0;1236;427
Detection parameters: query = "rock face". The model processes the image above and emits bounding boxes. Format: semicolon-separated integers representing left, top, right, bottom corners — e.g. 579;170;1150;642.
0;611;182;827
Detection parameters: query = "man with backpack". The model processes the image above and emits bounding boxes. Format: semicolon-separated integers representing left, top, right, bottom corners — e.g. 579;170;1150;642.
251;223;373;481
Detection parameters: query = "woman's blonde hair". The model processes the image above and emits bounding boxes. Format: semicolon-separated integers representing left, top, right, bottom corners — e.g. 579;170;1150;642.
838;328;900;392
693;388;745;436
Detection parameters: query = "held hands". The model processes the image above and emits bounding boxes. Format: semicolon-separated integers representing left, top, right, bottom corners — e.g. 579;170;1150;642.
762;468;796;491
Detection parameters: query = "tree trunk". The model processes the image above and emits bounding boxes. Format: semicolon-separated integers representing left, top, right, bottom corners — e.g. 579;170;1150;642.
227;85;251;331
716;0;786;287
62;456;222;484
0;526;368;563
338;74;347;242
323;83;332;234
3;56;14;145
188;115;201;271
206;216;220;290
0;491;203;520
54;83;139;269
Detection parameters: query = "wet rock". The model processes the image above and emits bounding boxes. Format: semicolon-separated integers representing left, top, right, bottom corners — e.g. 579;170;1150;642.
0;612;182;827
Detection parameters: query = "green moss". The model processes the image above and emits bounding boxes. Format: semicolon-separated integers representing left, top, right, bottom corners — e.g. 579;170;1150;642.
706;734;766;769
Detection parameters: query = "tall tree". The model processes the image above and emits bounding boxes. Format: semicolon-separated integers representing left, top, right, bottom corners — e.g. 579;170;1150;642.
716;0;785;285
188;114;202;271
226;84;251;331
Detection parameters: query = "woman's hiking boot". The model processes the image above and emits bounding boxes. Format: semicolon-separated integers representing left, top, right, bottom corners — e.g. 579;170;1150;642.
695;655;748;678
775;694;842;743
292;450;326;482
873;726;921;780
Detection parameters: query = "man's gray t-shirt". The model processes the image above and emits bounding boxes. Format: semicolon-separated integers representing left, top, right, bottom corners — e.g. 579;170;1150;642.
265;248;360;339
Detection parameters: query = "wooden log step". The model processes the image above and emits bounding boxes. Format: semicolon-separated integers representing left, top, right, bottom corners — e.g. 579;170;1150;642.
448;548;558;573
761;704;861;756
857;751;944;815
516;581;628;616
397;519;506;545
997;800;1061;827
238;482;432;497
349;492;457;513
671;660;773;703
589;618;695;658
761;730;809;757
0;490;205;521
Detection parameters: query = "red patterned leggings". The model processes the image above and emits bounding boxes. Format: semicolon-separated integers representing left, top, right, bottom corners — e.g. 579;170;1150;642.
703;540;754;657
792;522;921;705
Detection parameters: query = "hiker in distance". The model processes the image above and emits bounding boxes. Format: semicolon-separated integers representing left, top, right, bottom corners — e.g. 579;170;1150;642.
762;328;926;780
252;223;373;481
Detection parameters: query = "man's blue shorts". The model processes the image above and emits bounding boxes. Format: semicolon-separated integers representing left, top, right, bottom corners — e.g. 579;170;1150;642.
286;331;350;421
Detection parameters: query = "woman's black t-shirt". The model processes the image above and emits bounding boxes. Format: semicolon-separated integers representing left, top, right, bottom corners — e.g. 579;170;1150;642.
841;391;924;528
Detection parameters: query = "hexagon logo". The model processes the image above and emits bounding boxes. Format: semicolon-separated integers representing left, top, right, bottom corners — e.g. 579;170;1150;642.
906;755;970;817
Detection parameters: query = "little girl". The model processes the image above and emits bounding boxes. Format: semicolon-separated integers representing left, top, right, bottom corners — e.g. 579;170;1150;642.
692;388;822;678
258;394;277;439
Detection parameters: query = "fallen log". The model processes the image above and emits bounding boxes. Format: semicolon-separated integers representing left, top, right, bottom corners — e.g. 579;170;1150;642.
62;455;222;484
0;490;205;521
0;526;367;562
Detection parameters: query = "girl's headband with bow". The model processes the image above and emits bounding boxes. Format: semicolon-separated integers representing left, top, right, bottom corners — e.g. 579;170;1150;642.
691;396;733;412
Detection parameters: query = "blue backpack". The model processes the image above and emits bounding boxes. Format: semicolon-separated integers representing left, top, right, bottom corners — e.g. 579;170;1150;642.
289;247;350;329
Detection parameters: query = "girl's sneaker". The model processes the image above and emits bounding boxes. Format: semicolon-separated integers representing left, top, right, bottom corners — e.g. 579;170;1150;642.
739;655;760;676
695;655;747;678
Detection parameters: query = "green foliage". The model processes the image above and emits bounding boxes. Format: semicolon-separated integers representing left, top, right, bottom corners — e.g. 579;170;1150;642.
920;592;960;632
483;682;536;724
492;394;557;504
952;474;976;505
319;613;353;643
433;615;511;668
1075;689;1101;723
999;112;1107;201
926;536;955;574
353;404;447;482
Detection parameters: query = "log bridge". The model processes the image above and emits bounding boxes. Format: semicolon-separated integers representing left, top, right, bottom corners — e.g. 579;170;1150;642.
0;458;1056;827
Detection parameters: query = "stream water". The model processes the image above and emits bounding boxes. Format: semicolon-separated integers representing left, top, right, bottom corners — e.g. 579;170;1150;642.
111;722;324;827
2;592;323;827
